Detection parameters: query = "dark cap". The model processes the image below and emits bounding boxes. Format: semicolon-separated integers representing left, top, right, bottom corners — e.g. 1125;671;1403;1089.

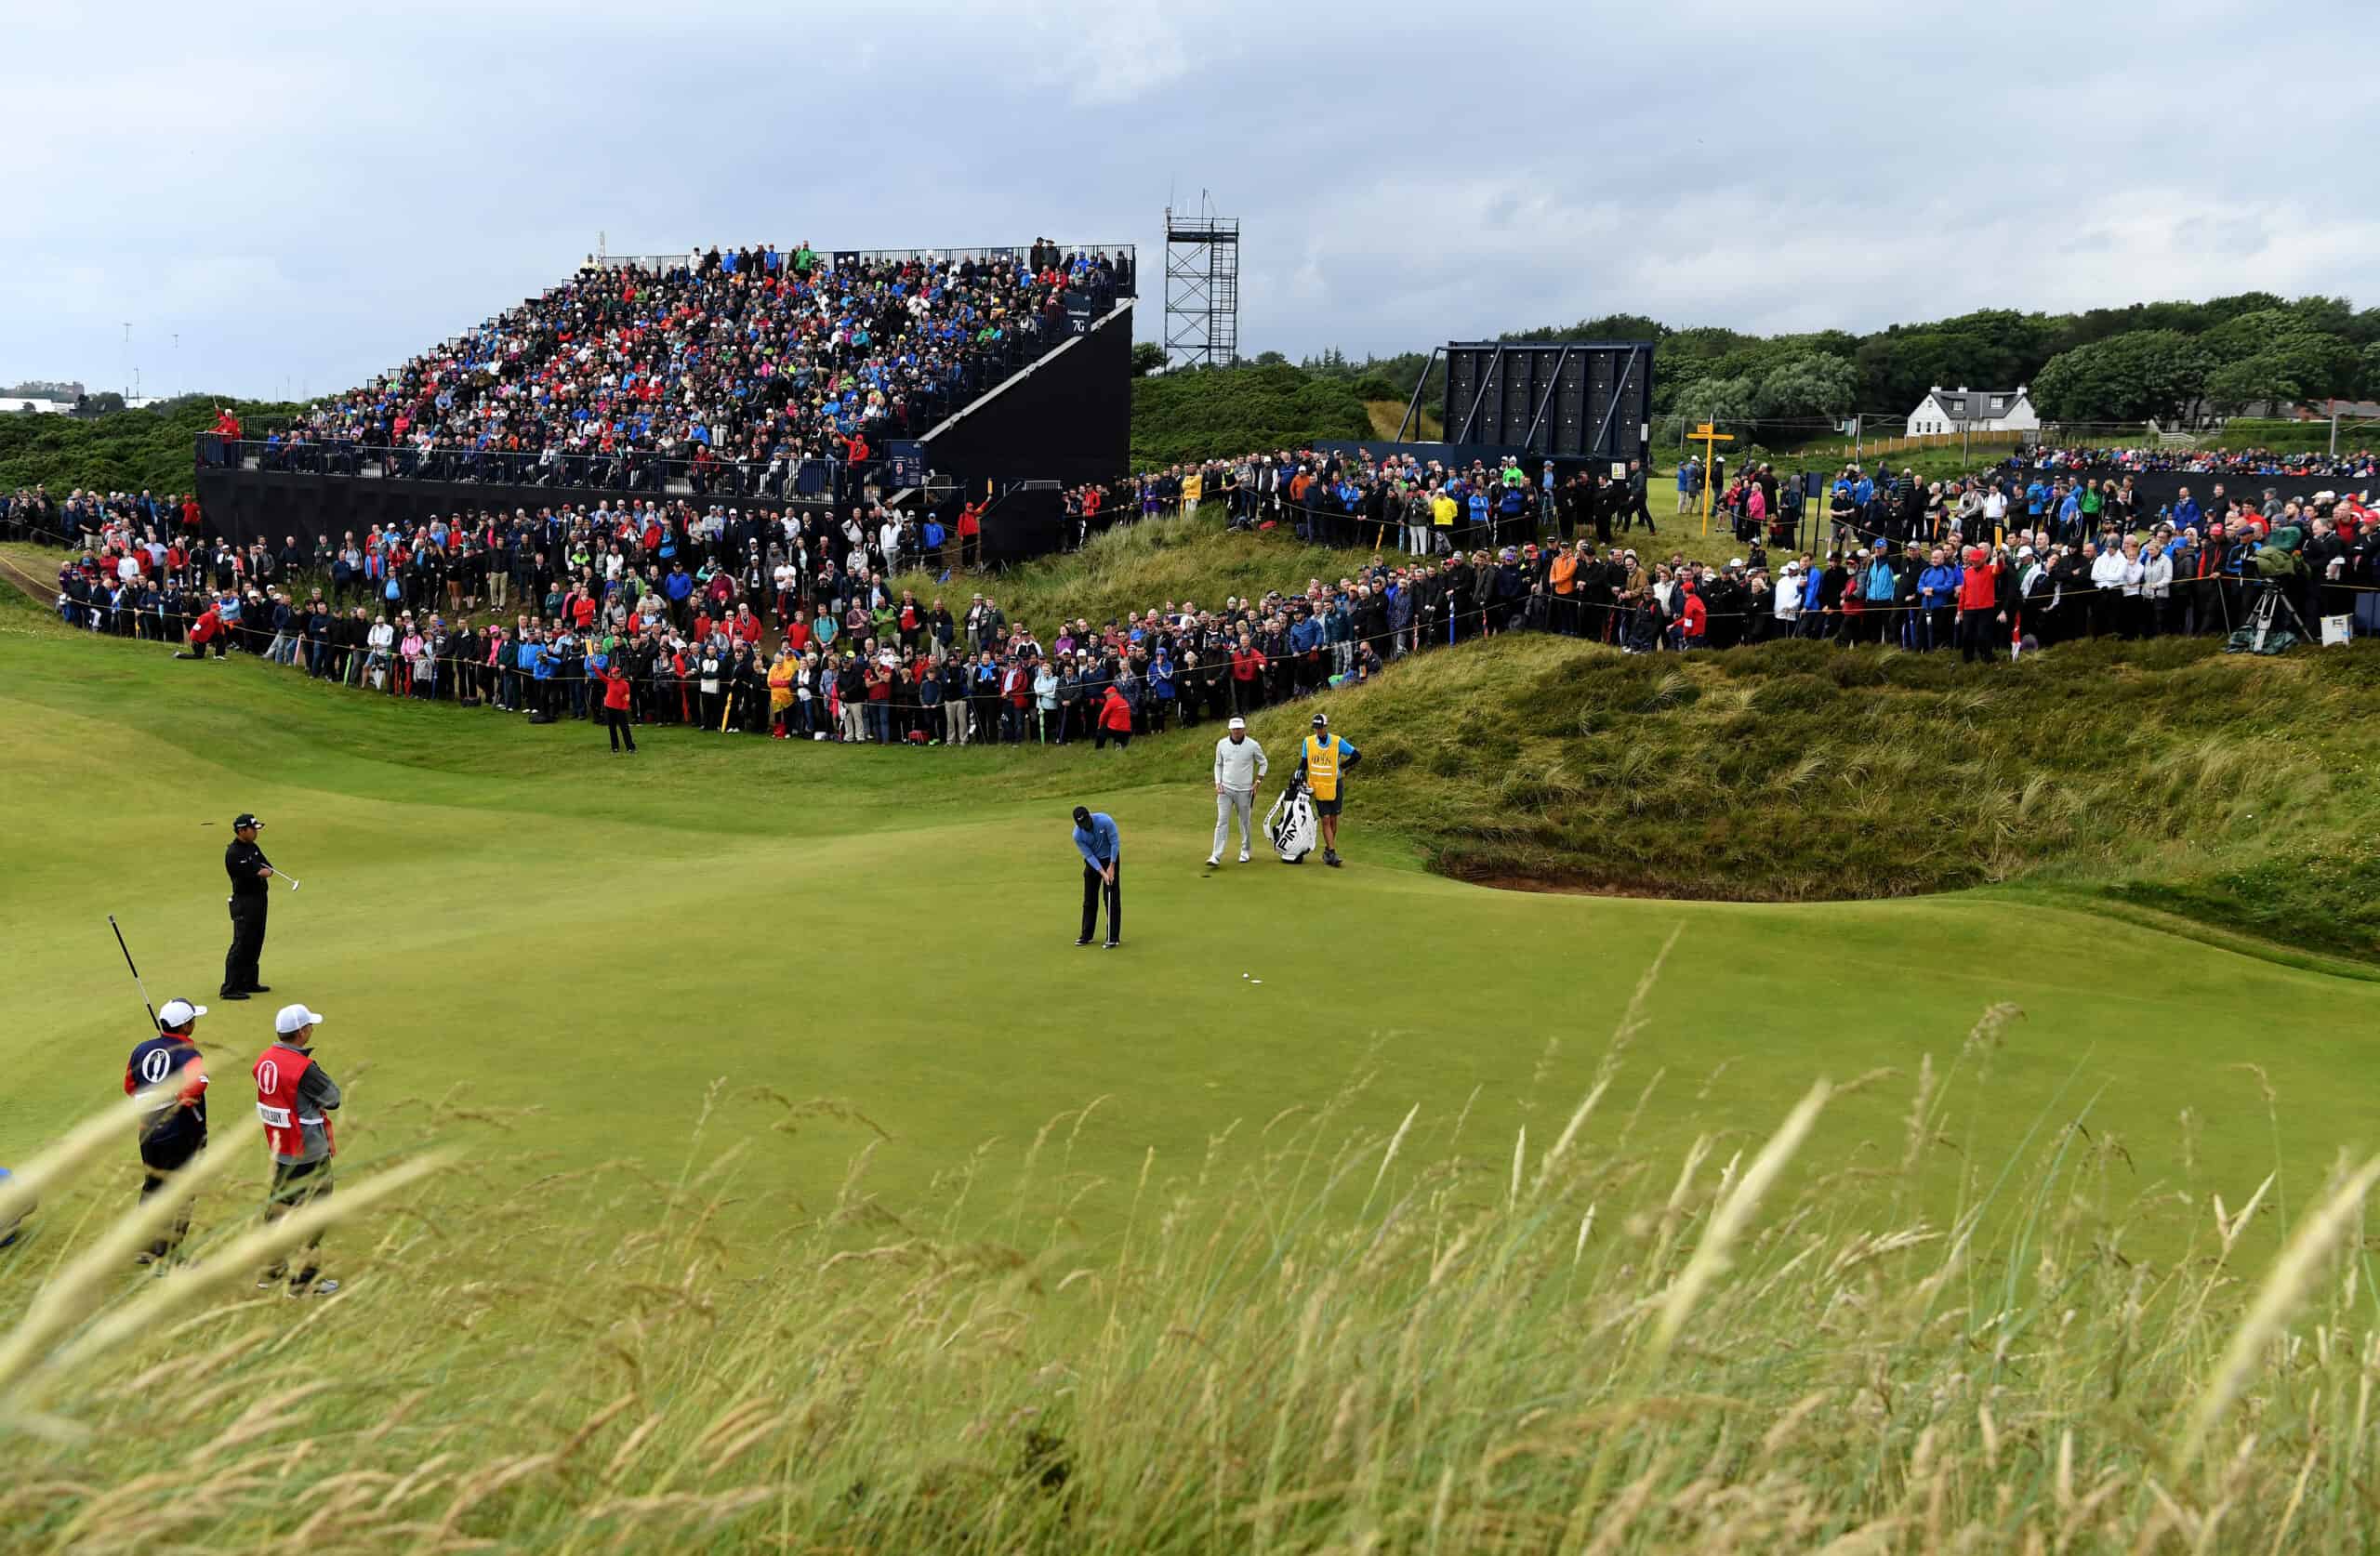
1071;805;1091;827
233;813;263;830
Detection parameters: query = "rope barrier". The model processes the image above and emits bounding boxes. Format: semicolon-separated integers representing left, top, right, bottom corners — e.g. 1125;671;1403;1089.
16;488;2374;719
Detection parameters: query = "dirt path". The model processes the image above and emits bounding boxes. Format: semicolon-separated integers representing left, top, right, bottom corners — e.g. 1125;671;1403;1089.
0;549;57;606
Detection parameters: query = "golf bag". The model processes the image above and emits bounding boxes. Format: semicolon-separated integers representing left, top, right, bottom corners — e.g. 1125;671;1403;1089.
1264;780;1318;864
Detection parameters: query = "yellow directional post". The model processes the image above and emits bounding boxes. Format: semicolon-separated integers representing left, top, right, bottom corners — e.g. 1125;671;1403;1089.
1690;422;1734;536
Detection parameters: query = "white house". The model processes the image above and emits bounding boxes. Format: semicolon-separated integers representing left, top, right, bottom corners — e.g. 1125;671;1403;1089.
1;397;73;415
1904;385;2039;437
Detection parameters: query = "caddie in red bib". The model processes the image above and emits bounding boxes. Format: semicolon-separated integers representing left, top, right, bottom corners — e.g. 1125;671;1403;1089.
253;1002;341;1297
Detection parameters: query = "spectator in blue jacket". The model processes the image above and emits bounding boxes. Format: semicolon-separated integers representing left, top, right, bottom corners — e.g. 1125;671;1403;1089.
1859;543;1897;643
1917;547;1962;650
663;561;694;629
527;632;557;718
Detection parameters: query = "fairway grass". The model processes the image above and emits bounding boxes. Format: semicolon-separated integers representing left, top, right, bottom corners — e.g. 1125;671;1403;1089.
2;568;2373;1255
6;560;2380;1549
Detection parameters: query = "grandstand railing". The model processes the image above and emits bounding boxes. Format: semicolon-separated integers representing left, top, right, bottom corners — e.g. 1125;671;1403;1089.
197;437;870;504
580;244;1137;291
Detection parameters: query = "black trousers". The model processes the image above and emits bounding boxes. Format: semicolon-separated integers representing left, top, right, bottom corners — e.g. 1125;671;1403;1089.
605;705;637;751
223;894;267;996
1080;860;1120;943
139;1131;203;1260
263;1157;333;1288
1958;612;1997;664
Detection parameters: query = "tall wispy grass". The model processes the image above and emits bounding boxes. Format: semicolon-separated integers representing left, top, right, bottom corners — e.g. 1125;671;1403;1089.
3;1017;2375;1553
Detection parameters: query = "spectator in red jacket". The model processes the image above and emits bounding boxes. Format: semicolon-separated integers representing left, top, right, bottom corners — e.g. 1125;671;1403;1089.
601;661;637;753
1229;642;1265;717
957;502;983;571
1956;545;2005;664
179;600;225;659
1678;584;1708;648
1095;684;1134;750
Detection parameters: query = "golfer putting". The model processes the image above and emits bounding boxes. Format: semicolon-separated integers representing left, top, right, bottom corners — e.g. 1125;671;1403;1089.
1071;805;1121;948
1294;713;1361;867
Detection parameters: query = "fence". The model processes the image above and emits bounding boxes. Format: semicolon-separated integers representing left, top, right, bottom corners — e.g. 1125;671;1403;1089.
1816;429;2033;463
583;243;1138;291
197;437;862;502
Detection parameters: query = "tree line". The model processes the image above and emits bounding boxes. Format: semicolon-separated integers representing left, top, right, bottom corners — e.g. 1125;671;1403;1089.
1292;294;2380;431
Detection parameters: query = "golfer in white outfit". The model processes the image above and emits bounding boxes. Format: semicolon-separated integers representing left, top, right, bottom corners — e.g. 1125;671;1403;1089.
1210;717;1268;864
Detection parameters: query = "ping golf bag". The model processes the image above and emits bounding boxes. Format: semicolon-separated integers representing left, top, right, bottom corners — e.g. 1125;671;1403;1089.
1265;779;1318;864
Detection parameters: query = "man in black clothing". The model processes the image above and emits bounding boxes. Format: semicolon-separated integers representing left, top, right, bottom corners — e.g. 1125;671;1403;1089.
1623;460;1654;534
1445;554;1477;645
126;996;211;1266
221;812;275;1001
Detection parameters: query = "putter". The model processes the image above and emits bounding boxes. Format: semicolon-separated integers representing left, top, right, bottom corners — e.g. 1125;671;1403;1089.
266;866;302;892
108;915;161;1032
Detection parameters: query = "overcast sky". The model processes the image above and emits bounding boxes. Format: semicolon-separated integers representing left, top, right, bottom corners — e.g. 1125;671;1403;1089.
5;0;2372;401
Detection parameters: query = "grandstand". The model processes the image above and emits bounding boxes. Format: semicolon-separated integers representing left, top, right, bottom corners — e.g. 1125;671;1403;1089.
194;241;1135;547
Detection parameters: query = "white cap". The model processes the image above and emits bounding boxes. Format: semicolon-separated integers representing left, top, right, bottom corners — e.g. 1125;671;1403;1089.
1227;716;1246;730
274;1004;324;1035
158;998;206;1027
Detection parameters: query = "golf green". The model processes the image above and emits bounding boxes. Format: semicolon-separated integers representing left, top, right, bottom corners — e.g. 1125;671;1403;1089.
2;602;2372;1267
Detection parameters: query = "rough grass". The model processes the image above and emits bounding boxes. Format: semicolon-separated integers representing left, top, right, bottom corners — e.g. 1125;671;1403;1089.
1309;633;2380;962
7;1025;2380;1554
1364;399;1443;440
889;514;1364;635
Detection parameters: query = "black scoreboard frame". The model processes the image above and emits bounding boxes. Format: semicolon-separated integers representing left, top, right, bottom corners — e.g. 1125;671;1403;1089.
1419;340;1656;463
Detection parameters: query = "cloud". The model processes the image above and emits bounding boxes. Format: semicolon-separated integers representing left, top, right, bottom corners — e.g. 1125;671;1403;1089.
4;0;2373;396
1046;0;1193;106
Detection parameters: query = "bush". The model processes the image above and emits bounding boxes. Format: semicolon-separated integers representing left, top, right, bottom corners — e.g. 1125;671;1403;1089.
1129;363;1369;468
0;394;304;494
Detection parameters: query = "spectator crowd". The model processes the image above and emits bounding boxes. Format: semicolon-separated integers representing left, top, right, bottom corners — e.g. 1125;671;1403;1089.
18;429;2380;767
214;239;1130;496
2024;444;2380;480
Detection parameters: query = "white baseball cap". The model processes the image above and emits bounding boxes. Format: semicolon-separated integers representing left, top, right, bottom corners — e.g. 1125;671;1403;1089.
1227;716;1246;730
157;997;206;1027
274;1004;325;1035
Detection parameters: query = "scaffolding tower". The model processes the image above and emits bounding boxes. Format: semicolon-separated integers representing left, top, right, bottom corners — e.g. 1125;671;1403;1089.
1163;205;1239;368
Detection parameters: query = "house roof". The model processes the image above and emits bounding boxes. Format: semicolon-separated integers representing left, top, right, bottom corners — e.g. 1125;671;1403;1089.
1922;387;2028;421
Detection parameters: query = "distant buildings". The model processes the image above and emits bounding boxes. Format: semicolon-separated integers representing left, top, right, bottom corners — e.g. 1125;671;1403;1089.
1904;385;2040;437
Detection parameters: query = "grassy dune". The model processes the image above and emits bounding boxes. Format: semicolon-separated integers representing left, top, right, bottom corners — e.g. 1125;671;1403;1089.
1329;633;2380;962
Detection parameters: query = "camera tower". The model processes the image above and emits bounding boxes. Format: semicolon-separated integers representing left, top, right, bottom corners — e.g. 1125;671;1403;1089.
1163;198;1239;368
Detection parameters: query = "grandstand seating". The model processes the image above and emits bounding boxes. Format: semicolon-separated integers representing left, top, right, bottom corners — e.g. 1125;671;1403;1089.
224;241;1133;497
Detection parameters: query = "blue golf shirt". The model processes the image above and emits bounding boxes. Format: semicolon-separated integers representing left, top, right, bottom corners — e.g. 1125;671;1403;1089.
1073;813;1120;869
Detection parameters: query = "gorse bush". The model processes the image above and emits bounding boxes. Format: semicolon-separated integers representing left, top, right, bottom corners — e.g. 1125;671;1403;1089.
1130;364;1371;469
6;999;2379;1553
0;396;305;496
